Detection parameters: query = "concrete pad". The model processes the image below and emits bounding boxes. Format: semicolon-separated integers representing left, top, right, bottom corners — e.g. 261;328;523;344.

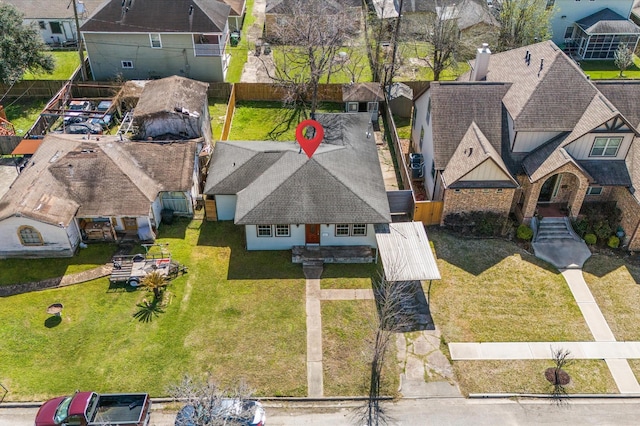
449;343;481;360
412;334;437;356
605;359;640;394
532;239;591;269
577;302;616;342
306;279;321;298
396;334;407;363
475;343;533;359
307;361;324;397
404;356;426;380
426;351;454;379
354;289;375;300
560;269;596;303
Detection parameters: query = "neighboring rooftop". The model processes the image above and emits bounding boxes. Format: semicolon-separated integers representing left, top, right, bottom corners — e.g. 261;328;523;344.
576;8;640;35
133;76;209;118
1;0;104;19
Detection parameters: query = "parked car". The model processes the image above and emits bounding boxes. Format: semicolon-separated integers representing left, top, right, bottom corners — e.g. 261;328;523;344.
64;100;92;124
90;100;113;129
66;121;103;135
35;391;151;426
175;399;266;426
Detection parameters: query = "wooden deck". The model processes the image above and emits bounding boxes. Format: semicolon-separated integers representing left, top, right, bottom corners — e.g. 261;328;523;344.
292;245;374;264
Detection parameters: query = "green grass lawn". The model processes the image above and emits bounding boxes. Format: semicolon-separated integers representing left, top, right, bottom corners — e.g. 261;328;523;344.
3;98;48;136
579;55;640;79
428;228;592;342
454;360;618;395
271;46;373;83
0;220;308;401
322;300;399;397
229;101;344;140
320;264;378;289
208;99;228;140
225;0;255;82
395;42;470;81
22;51;81;80
392;115;411;139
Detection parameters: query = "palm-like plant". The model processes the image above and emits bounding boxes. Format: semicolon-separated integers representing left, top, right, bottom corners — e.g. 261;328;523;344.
141;270;168;301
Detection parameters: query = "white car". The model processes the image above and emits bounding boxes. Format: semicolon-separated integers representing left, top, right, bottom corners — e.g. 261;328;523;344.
175;399;266;426
64;100;92;124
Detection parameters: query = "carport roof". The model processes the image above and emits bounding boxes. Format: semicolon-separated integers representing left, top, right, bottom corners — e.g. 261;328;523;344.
375;222;441;281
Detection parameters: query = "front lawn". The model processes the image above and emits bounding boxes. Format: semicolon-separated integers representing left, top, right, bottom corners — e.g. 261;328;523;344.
579;55;640;79
229;101;344;140
428;228;592;342
3;98;48;136
0;220;308;401
22;51;81;80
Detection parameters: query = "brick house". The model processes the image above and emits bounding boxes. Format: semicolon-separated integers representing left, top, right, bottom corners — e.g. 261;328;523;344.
411;41;640;249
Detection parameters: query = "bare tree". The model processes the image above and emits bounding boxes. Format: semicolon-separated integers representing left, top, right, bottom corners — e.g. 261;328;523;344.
363;0;397;83
492;0;553;51
263;0;359;118
548;347;573;405
356;266;416;426
168;375;257;426
614;43;634;77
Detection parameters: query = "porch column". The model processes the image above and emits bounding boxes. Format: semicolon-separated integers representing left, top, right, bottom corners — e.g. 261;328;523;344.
522;181;542;219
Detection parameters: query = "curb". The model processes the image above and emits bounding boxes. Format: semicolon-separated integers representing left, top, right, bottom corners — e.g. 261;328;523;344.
469;393;640;399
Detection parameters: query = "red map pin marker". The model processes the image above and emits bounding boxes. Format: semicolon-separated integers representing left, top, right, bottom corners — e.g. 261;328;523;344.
296;119;324;159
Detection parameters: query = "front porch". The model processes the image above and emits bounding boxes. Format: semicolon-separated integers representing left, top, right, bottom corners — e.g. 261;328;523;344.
292;245;374;264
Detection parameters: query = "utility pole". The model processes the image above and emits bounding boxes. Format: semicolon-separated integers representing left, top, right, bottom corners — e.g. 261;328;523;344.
71;0;87;81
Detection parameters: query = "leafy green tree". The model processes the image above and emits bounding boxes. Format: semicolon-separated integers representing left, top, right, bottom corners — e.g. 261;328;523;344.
493;0;553;51
0;3;54;84
614;43;634;77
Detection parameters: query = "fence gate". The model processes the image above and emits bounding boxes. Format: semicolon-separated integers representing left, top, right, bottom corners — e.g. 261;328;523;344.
414;201;444;225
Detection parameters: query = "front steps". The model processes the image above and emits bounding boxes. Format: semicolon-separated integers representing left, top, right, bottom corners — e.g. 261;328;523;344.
534;217;581;243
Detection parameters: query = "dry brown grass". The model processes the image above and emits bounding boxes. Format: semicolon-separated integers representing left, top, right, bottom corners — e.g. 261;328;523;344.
582;254;640;340
320;264;378;289
427;228;592;342
454;360;618;396
322;300;399;397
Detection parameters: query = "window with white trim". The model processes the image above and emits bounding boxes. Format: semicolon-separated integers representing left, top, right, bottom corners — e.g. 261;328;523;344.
257;225;272;237
121;60;134;69
590;137;622;157
587;186;603;195
275;224;290;237
347;102;358;112
335;224;350;236
352;224;367;236
18;226;43;246
150;33;162;48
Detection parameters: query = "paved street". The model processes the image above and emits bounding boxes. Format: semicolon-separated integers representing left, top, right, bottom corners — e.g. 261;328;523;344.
3;398;640;426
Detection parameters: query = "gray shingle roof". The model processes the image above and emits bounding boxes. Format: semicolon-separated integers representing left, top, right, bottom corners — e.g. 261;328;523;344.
0;134;197;225
401;0;496;30
1;0;105;20
342;83;385;102
81;0;230;33
387;82;413;100
576;8;640;35
579;160;631;186
594;81;640;129
441;122;517;188
204;113;391;224
133;76;209;118
430;81;511;169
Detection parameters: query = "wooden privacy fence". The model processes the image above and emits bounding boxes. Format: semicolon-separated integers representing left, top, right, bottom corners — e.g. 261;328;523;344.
233;83;344;102
221;84;237;141
414;201;444;225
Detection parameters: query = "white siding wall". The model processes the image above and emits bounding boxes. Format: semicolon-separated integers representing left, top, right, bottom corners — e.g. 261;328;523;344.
512;131;563;153
320;224;377;247
413;90;436;199
459;160;511;181
215;195;237;220
0;216;74;258
550;0;634;45
151;198;162;228
245;224;305;250
564;132;633;160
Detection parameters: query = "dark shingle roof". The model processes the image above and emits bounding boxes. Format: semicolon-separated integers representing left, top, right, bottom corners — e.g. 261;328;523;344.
576;8;640;35
204;113;391;224
0;134;197;225
133;76;209;118
1;0;105;20
579;160;632;186
81;0;230;33
430;81;511;169
594;81;640;129
220;0;245;16
342;83;385;102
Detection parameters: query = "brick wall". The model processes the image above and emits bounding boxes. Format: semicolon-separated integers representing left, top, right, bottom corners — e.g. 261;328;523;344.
609;187;640;250
442;188;516;223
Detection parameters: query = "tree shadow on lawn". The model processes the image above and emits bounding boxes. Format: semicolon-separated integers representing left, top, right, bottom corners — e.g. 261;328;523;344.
196;221;303;280
427;227;560;276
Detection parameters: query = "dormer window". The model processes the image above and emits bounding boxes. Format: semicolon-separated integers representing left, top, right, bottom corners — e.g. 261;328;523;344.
590;137;622;157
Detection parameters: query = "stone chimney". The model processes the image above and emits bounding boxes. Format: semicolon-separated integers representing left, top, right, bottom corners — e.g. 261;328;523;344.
471;43;491;81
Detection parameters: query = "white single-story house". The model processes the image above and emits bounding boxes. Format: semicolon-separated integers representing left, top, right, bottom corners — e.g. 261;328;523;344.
204;113;391;251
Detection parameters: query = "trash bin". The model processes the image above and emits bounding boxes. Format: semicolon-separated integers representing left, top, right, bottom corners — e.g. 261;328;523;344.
411;162;424;179
230;32;240;47
262;43;271;55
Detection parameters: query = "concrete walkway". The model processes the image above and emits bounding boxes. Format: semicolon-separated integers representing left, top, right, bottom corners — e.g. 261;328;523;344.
449;266;640;394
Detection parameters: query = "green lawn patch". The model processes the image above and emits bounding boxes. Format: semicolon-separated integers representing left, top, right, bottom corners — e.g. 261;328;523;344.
229;101;344;141
579;55;640;80
0;220;307;401
582;254;640;341
208;99;228;140
0;244;116;286
428;228;592;342
392;115;411;139
322;300;399;397
3;98;48;136
320;264;378;289
454;360;618;395
22;51;81;80
395;42;470;81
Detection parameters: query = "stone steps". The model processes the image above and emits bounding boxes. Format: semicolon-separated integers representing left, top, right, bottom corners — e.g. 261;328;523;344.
535;217;579;242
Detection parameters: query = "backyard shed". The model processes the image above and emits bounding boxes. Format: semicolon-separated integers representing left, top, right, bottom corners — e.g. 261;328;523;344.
386;82;414;118
342;83;384;120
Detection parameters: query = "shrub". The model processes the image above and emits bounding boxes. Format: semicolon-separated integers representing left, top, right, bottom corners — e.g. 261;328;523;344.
593;221;613;241
443;211;507;237
584;234;597;245
608;235;620;249
571;218;589;237
517;224;533;241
